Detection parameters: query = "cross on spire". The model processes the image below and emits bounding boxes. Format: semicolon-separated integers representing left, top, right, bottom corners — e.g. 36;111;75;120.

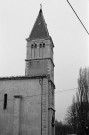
40;3;42;10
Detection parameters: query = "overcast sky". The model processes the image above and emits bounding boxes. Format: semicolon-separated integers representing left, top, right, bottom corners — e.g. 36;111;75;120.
0;0;88;121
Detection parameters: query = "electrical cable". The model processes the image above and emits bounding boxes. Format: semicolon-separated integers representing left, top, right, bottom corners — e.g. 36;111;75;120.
66;0;89;35
0;87;78;102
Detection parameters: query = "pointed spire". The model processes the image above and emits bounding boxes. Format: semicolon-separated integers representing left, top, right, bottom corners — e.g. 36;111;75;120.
27;6;50;41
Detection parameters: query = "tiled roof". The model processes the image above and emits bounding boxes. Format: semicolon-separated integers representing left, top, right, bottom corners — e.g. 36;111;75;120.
0;75;47;80
27;9;50;41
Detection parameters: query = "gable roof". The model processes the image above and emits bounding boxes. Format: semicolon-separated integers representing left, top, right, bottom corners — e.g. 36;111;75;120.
27;9;50;41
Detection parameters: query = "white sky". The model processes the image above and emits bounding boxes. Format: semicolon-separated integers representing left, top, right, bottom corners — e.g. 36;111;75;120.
0;0;88;121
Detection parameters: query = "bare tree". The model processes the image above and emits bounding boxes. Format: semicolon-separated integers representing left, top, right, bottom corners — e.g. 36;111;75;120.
65;68;89;135
65;96;78;133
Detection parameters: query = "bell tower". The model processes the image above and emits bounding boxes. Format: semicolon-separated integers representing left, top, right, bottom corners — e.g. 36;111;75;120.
25;6;55;135
25;8;54;82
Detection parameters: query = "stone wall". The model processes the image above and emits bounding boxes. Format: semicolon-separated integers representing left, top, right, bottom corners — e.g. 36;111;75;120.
0;78;41;135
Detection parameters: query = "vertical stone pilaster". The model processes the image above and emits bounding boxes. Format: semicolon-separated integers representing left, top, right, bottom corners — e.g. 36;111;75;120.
41;78;48;135
48;81;55;135
13;95;22;135
48;108;51;135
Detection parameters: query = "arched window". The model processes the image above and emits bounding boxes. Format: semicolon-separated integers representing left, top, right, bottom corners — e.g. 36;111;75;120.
43;43;45;48
40;42;45;48
40;43;42;48
35;44;37;48
3;94;7;109
31;44;34;48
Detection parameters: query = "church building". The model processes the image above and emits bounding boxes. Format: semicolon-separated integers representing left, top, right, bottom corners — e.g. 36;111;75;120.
0;7;55;135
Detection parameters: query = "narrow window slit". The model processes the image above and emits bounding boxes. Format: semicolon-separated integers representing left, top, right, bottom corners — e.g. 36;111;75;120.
3;94;7;109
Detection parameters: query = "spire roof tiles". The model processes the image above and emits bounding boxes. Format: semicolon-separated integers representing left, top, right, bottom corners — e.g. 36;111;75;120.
27;9;50;41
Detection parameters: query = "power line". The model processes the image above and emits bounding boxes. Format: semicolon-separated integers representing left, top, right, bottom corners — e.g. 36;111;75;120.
21;87;78;100
66;0;89;35
55;87;78;93
0;87;78;102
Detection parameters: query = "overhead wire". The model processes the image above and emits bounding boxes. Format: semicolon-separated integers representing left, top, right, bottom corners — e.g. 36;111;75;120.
0;87;78;102
66;0;89;35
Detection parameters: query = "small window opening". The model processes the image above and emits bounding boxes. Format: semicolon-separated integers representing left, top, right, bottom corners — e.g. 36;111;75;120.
35;44;37;48
43;43;45;48
40;43;42;48
31;44;34;48
52;116;55;127
3;94;7;109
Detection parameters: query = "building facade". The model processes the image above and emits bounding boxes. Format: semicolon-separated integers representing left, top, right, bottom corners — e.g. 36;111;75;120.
0;8;55;135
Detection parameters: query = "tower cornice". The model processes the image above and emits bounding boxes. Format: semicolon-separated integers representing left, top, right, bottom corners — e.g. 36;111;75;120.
25;58;55;67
